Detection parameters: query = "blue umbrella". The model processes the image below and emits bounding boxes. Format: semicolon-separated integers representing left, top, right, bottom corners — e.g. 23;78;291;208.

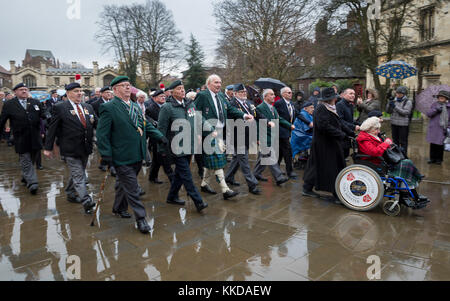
375;60;417;79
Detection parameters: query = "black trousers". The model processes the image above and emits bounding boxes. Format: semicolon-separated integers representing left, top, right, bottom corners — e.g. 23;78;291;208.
278;138;294;176
194;154;204;178
430;143;444;162
391;125;409;156
167;155;202;205
149;143;175;183
114;162;146;221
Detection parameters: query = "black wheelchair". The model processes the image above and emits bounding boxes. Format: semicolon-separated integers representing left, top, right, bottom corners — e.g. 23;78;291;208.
335;138;430;216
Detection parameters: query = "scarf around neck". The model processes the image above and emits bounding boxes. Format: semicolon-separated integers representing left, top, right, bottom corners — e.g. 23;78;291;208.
440;101;449;129
324;102;338;116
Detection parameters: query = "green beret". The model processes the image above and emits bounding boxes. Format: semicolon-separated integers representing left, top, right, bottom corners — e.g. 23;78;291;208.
110;76;130;87
167;80;183;91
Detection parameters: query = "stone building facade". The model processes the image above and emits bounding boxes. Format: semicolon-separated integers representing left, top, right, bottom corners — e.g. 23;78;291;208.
5;49;118;93
366;0;450;92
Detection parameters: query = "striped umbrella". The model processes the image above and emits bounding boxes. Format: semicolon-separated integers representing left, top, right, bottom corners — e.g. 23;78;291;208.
375;60;417;79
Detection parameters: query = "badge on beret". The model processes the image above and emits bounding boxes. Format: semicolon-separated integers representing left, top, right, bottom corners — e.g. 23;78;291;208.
34;105;39;111
70;110;76;116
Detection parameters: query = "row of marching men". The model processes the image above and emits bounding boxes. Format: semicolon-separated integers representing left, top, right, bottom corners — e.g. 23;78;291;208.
0;75;302;235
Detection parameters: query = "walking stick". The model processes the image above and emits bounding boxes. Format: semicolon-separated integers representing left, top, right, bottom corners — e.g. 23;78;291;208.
90;171;109;227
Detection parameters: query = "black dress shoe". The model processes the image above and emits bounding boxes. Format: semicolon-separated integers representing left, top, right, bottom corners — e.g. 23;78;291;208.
110;167;117;177
167;198;186;206
149;179;164;184
67;195;82;204
136;219;151;234
83;199;96;214
37;165;43;170
325;196;342;205
302;189;321;198
21;178;26;185
195;202;208;213
201;185;217;195
427;159;436;164
139;188;146;196
288;173;298;179
223;190;239;200
255;176;268;182
226;180;241;187
249;187;261;195
276;177;289;186
29;184;38;195
113;210;132;218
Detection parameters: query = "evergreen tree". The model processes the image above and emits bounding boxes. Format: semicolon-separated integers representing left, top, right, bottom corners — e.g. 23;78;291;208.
184;34;206;90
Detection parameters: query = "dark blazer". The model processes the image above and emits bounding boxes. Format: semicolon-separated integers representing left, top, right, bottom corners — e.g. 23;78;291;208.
145;101;161;126
274;98;296;139
229;98;258;149
0;97;46;154
336;98;358;130
91;98;109;117
256;102;292;147
45;101;97;158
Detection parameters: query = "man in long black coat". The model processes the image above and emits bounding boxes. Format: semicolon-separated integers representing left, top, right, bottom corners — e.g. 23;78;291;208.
0;83;48;194
303;87;355;203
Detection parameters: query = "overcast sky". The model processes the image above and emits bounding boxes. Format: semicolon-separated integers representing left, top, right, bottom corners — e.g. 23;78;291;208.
0;0;219;76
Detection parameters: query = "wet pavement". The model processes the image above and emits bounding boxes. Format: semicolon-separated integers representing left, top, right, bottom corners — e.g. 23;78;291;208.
0;128;449;281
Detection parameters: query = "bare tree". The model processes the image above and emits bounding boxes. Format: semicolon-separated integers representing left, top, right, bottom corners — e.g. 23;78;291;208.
96;5;141;86
214;0;318;85
322;0;437;106
132;0;184;88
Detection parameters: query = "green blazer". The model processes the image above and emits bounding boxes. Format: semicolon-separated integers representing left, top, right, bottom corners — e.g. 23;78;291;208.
256;102;292;147
194;89;245;128
96;97;163;166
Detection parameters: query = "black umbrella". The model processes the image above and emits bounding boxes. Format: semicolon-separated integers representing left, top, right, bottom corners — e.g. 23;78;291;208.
254;78;287;90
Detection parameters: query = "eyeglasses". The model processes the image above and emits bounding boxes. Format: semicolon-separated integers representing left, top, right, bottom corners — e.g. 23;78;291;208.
116;83;131;88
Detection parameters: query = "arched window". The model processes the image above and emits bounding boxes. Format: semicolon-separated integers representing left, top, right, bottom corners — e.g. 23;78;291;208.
23;75;37;88
103;74;115;87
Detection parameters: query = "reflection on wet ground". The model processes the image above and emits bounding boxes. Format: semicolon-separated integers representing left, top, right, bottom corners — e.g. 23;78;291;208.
0;129;449;281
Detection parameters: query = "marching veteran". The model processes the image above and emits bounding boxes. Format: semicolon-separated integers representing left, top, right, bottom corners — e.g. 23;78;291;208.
96;76;168;234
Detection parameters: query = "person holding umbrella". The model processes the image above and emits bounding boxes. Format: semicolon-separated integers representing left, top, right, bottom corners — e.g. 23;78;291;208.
386;86;413;157
426;90;450;165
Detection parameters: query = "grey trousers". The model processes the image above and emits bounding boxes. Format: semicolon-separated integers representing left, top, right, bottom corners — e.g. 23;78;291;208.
225;148;258;189
19;151;39;187
253;149;284;182
64;156;90;202
114;162;146;221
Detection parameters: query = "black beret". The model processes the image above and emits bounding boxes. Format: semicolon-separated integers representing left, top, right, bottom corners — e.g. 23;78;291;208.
150;88;157;92
13;83;27;91
100;86;111;93
153;90;164;97
167;80;183;91
50;90;57;94
65;83;81;91
110;76;130;87
368;110;383;118
302;101;314;108
233;83;246;92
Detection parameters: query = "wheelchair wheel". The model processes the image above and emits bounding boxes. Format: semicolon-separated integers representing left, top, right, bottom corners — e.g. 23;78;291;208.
382;200;401;217
335;164;384;212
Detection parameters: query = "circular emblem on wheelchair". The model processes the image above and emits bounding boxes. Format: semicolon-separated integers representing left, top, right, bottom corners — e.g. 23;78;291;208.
338;168;380;208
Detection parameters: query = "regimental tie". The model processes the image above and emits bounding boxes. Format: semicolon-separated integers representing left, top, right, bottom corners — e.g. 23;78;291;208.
76;104;87;128
215;94;225;124
21;99;27;110
122;101;142;135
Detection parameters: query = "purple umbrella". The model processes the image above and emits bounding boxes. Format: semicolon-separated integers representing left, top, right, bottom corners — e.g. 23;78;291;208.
416;85;450;114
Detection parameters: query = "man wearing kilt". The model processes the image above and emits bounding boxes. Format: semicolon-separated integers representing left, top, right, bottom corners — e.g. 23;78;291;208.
194;75;254;200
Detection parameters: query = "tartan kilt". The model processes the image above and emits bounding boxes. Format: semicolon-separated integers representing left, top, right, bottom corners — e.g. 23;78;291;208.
203;138;227;170
388;159;422;188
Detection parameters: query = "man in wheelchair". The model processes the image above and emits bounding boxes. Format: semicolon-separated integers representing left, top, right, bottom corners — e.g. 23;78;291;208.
355;117;429;210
